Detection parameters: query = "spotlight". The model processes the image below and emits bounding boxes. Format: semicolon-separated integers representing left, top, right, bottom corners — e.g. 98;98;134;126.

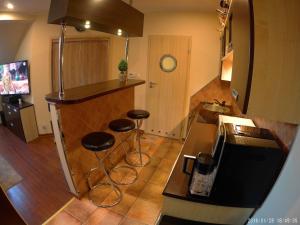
6;3;14;10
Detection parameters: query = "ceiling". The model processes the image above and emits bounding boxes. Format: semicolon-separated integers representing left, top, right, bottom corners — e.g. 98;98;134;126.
125;0;219;13
0;0;50;14
0;20;32;64
0;0;218;14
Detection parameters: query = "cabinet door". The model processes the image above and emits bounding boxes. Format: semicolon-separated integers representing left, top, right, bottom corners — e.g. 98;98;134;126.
4;104;26;141
247;0;300;124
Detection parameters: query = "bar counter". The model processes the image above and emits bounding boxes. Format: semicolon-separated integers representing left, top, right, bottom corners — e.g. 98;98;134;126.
46;79;145;104
46;79;145;197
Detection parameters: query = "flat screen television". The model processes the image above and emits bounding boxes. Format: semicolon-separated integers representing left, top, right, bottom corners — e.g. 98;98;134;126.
0;60;30;96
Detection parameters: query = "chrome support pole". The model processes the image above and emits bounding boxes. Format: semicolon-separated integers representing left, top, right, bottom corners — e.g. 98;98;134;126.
58;24;66;99
125;36;129;62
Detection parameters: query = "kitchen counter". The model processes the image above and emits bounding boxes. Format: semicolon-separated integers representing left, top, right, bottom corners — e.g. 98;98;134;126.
163;118;217;200
197;102;233;124
161;114;254;224
45;79;145;104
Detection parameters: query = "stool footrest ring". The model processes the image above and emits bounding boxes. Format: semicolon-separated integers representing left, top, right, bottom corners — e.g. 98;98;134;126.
125;151;151;167
109;165;138;185
88;183;122;208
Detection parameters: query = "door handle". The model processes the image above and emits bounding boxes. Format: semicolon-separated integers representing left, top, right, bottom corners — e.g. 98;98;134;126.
149;81;158;88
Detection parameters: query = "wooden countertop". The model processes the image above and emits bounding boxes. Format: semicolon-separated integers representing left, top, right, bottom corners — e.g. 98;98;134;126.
45;79;145;104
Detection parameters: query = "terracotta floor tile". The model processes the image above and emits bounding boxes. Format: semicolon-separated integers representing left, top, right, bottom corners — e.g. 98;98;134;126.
157;159;175;174
47;211;81;225
124;179;147;197
125;151;151;168
83;208;123;225
126;199;161;225
47;135;180;225
148;157;162;168
152;145;170;159
109;164;138;185
138;165;157;183
64;198;97;223
120;217;149;225
89;184;121;207
138;183;164;205
148;169;170;187
166;151;180;162
109;193;137;215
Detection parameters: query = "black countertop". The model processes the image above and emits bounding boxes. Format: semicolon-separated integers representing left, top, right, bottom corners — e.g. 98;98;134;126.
163;114;258;208
163;116;219;204
45;79;145;104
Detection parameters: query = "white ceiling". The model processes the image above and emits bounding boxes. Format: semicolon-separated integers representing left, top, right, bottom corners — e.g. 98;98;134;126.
0;0;218;14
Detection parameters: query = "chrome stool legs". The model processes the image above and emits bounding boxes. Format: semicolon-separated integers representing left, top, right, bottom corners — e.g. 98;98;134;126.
126;119;151;167
88;153;122;208
109;137;138;185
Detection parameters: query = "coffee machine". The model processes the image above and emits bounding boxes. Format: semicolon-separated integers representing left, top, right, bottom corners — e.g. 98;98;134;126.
184;121;286;208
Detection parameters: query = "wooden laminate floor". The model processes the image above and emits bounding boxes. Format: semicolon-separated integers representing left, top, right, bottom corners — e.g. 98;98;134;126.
0;125;73;225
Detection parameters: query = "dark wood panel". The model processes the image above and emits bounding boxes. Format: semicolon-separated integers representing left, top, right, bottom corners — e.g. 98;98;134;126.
48;0;144;37
45;79;145;104
0;126;72;225
229;0;253;113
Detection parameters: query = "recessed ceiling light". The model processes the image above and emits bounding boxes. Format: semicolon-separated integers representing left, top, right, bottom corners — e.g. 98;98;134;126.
6;3;14;10
117;29;123;36
84;20;91;29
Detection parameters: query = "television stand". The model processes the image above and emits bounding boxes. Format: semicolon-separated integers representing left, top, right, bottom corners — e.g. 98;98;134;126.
1;101;39;142
2;95;22;104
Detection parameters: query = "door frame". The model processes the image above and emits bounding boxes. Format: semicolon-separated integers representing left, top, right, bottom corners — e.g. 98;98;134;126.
145;35;192;139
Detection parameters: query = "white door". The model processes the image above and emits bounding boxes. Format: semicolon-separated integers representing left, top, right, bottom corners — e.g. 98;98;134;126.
146;35;191;139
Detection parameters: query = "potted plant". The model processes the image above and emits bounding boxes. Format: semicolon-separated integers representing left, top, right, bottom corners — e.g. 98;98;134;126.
118;59;128;82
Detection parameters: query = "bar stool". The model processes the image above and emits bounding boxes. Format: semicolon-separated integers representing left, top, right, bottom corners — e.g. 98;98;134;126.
81;132;121;207
126;110;151;167
108;119;138;185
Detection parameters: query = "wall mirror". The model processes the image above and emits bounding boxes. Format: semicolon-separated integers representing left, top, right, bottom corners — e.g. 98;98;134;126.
160;54;177;72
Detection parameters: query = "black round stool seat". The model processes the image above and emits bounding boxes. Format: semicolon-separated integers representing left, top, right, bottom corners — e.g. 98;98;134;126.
109;119;135;132
127;110;150;119
82;132;115;152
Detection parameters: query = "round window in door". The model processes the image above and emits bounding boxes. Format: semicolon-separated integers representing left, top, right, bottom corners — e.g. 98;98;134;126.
160;54;177;73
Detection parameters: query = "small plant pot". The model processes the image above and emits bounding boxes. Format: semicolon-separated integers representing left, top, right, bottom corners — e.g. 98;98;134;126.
119;71;128;82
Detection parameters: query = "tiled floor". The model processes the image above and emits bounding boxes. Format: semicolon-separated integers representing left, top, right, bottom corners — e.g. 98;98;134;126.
46;134;182;225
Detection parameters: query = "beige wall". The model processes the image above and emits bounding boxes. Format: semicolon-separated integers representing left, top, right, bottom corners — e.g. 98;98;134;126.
128;12;220;110
15;12;219;135
15;16;125;134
